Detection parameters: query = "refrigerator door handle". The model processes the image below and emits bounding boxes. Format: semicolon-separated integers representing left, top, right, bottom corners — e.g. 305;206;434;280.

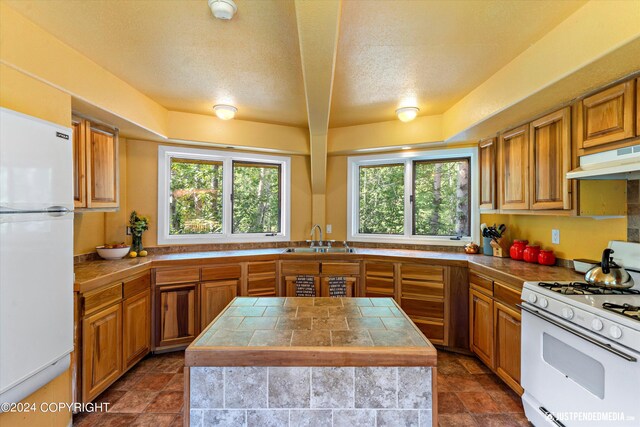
46;206;72;216
0;206;72;215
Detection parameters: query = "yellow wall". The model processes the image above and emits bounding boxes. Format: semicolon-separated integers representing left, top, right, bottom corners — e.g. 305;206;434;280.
103;139;313;248
481;213;627;260
0;65;73;427
326;155;348;240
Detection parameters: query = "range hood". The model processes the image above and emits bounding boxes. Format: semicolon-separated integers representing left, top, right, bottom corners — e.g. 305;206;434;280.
567;143;640;180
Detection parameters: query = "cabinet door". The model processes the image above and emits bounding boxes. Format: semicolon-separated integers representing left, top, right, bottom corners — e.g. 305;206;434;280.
200;280;238;329
529;107;571;210
577;81;635;151
72;119;86;208
123;290;150;370
400;264;446;345
479;137;496;210
247;261;277;296
320;277;356;297
82;303;122;402
86;124;118;209
499;125;529;210
469;288;493;368
494;301;523;395
157;283;198;349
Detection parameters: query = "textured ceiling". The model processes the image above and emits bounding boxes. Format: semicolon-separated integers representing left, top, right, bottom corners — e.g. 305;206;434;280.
6;0;590;129
329;0;587;127
5;0;308;127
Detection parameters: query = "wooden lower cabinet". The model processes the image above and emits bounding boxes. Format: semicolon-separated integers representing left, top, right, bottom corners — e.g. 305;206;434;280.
494;301;523;394
364;262;395;297
82;303;122;402
200;280;238;329
156;283;198;349
247;261;277;296
469;287;494;368
123;290;150;369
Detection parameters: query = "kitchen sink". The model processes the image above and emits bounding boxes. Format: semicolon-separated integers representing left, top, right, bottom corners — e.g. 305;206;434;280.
284;247;356;254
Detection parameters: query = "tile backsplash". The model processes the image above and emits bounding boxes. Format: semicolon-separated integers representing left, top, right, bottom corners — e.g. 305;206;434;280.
628;180;639;243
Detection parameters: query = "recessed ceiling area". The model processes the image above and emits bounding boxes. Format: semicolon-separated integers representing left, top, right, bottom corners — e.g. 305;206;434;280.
5;0;308;127
329;0;587;128
5;0;598;131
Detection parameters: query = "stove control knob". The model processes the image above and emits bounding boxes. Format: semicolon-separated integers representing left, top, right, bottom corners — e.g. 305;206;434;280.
609;325;622;339
561;307;574;320
591;318;603;331
528;294;537;304
539;298;548;308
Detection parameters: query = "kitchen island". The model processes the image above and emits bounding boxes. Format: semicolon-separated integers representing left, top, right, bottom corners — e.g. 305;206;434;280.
185;297;437;427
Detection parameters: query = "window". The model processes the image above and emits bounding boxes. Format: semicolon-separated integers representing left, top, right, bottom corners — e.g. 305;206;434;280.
158;146;290;244
347;148;478;245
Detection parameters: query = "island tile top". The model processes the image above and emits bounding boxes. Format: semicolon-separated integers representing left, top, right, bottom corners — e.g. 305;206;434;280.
186;297;437;367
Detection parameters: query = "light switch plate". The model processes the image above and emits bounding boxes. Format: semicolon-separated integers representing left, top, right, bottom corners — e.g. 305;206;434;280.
552;229;560;245
326;224;332;234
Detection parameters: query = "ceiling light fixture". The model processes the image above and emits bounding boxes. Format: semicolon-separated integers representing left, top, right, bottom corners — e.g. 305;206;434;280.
396;107;419;123
213;104;237;120
209;0;237;20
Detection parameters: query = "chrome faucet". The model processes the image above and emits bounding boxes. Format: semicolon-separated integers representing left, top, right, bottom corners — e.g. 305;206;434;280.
309;224;323;247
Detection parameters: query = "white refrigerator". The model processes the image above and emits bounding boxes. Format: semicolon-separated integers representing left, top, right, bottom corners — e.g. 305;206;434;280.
0;107;74;406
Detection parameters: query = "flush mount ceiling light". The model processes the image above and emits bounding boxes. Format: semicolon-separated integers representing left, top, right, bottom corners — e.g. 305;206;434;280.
396;107;419;123
208;0;237;20
213;104;237;120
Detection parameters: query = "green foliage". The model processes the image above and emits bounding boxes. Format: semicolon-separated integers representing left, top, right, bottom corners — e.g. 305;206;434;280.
168;159;281;235
129;211;149;236
232;163;281;234
358;159;470;237
170;160;223;235
359;164;405;234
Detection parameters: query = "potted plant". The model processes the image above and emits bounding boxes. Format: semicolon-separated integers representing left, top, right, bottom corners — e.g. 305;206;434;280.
129;211;150;257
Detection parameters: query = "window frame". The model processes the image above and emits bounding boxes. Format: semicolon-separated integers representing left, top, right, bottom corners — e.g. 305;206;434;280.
347;147;479;246
158;145;291;245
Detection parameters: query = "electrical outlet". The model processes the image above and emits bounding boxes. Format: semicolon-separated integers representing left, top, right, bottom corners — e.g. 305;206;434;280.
126;226;132;236
326;224;332;234
552;229;560;245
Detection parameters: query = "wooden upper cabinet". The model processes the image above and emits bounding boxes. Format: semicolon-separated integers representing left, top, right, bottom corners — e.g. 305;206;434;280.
479;137;496;210
72;119;86;208
499;125;529;210
529;107;571;210
72;117;119;210
86;124;118;209
577;81;635;153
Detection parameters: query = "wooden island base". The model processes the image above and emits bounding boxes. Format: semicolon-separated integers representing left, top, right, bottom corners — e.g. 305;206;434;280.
185;297;438;427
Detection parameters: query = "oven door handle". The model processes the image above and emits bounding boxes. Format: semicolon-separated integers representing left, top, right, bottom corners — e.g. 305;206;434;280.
517;304;637;362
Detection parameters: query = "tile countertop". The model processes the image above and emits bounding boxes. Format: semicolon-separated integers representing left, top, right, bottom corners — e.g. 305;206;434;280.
185;297;438;367
74;247;584;293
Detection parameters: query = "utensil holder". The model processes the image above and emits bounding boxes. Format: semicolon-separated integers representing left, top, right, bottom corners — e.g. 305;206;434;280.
482;237;493;256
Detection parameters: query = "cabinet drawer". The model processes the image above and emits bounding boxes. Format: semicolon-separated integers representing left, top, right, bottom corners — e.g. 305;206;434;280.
402;280;444;298
248;261;277;275
83;282;122;315
400;297;444;320
401;264;444;282
322;262;359;276
248;276;276;296
281;261;319;275
155;267;200;285
123;272;150;299
470;272;493;294
201;264;242;281
494;282;521;310
365;262;394;277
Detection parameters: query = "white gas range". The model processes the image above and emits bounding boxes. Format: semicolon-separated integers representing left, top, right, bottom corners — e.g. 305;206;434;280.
519;241;640;427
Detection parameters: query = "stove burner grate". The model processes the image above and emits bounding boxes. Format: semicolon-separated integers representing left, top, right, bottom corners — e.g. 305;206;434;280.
602;303;640;321
537;282;640;295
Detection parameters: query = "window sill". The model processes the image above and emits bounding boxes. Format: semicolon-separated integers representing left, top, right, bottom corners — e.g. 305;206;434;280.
348;235;474;247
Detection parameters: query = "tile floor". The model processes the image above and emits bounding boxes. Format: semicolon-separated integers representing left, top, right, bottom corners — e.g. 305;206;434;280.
73;349;529;427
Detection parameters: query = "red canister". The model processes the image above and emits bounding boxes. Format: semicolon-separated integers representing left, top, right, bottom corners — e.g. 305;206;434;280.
509;240;529;261
523;245;540;263
538;250;556;266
